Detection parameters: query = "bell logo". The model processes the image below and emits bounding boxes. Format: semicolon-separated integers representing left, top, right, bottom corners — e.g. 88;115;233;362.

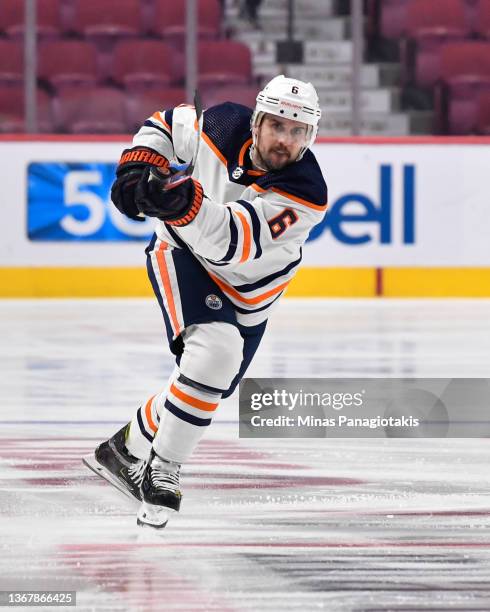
309;164;415;245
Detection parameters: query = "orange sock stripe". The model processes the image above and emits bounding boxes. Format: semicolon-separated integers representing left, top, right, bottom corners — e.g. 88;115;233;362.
144;395;158;433
155;242;181;336
170;383;218;412
235;211;251;263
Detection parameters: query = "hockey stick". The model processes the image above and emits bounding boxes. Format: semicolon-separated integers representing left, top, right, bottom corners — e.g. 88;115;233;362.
185;89;204;177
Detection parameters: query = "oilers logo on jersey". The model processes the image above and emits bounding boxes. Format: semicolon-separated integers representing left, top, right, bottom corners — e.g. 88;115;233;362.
232;166;245;180
205;294;223;310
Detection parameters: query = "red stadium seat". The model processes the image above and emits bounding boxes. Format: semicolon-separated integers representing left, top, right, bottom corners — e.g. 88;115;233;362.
69;0;143;39
475;0;490;37
198;41;252;87
53;87;127;133
38;40;99;91
69;0;144;78
0;40;23;86
476;91;490;133
111;40;181;90
125;88;187;132
436;41;490;133
0;0;62;39
402;0;468;88
0;86;53;133
202;85;258;109
379;0;411;39
151;0;221;48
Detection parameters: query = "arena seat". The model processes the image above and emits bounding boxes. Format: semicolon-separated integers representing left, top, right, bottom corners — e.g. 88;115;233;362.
53;87;127;133
378;0;411;39
0;40;24;86
38;40;99;90
125;88;187;132
402;0;468;88
474;0;490;37
201;85;258;109
0;0;62;39
111;40;181;90
436;41;490;133
0;86;53;133
198;41;252;87
475;91;490;133
69;0;143;40
151;0;221;48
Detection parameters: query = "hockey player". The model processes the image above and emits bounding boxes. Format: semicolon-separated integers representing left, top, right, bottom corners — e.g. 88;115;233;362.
84;75;328;528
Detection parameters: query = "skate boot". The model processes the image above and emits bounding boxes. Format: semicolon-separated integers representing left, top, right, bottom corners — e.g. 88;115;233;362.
83;424;146;501
137;449;182;529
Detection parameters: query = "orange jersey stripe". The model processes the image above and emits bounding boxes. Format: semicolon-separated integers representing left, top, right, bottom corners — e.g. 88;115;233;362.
155;242;181;336
238;138;265;177
208;272;289;305
202;132;227;167
271;187;327;211
144;395;158;433
251;183;327;211
170;383;218;412
238;138;252;166
151;111;171;134
235;211;251;263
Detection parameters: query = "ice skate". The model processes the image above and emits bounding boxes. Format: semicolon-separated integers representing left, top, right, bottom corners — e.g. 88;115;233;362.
83;424;146;501
137;449;182;529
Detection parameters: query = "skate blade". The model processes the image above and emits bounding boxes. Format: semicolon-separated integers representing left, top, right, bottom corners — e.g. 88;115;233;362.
82;455;138;502
136;502;175;530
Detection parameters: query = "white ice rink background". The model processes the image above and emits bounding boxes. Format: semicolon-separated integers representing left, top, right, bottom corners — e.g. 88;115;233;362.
1;298;490;611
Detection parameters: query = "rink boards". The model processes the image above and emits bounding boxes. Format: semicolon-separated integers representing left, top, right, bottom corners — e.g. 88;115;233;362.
1;135;490;297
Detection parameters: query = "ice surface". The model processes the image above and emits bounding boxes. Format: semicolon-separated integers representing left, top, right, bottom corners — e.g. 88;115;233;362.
1;298;489;611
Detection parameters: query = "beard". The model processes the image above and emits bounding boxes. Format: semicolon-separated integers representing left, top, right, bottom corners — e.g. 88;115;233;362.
254;145;292;171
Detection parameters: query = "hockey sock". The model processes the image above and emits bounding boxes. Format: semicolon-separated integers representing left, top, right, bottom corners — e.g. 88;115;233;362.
152;376;221;464
125;366;179;460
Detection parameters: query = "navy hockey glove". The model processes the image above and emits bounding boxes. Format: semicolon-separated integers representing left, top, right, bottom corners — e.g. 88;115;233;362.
111;147;170;221
135;166;204;227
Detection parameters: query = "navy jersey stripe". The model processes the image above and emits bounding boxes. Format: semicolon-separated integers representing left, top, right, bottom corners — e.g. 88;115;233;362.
210;207;238;264
237;200;262;259
165;224;187;248
233;291;284;315
143;120;172;141
145;232;158;255
145;243;175;345
233;249;302;293
178;373;226;395
165;109;174;129
165;399;212;427
137;407;154;442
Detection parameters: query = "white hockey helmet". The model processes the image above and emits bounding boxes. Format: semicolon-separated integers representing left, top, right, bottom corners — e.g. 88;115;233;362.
251;75;322;161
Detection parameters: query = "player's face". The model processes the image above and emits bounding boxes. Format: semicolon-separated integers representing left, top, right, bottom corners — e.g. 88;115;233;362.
254;114;309;171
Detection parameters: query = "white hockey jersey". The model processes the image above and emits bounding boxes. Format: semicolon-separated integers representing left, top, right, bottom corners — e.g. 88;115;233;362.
133;102;328;326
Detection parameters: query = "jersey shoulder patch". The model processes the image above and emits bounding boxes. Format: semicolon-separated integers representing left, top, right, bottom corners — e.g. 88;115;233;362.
255;150;328;212
202;102;252;163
